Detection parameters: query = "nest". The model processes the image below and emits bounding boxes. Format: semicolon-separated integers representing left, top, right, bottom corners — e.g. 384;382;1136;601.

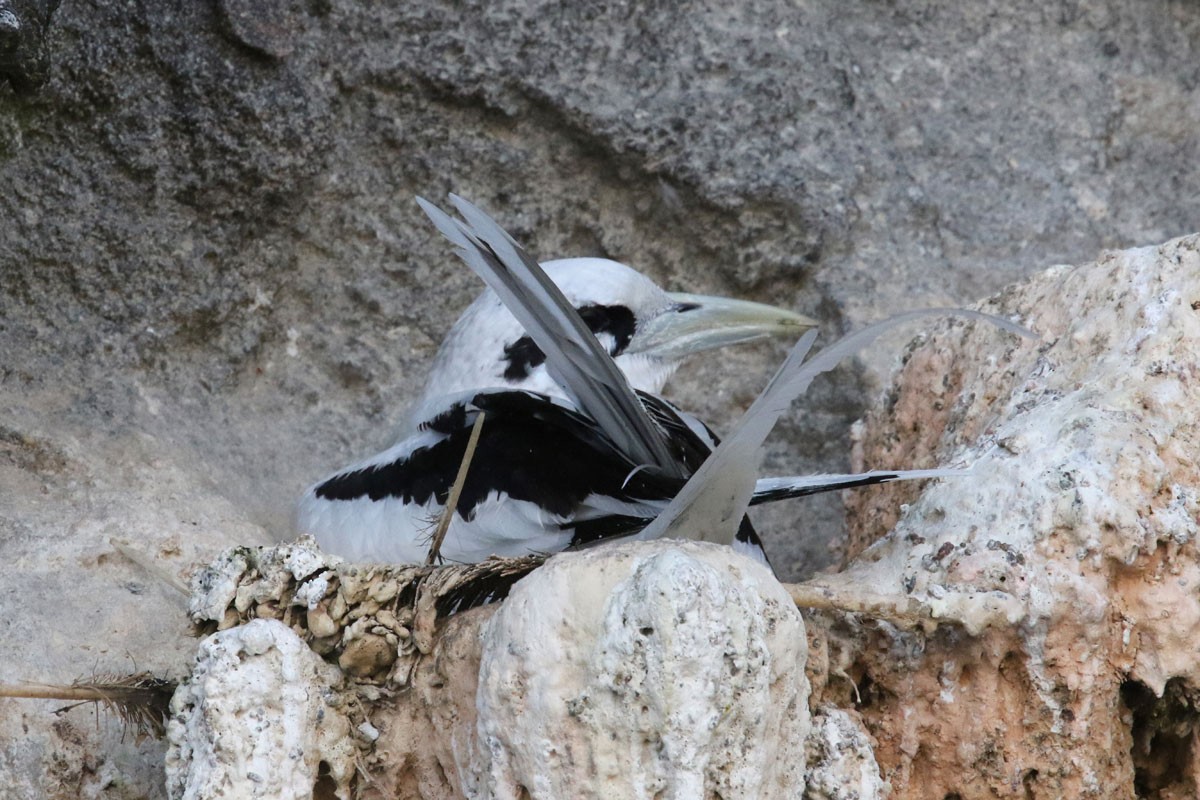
187;536;544;683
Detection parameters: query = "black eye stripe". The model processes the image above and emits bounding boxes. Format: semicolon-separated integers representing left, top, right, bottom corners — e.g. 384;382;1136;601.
575;304;636;352
501;303;637;380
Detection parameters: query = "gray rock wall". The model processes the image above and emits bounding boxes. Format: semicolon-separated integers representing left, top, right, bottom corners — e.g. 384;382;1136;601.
1;1;1198;796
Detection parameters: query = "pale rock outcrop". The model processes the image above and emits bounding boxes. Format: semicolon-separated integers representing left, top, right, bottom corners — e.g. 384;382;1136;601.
165;618;356;800
827;233;1200;798
6;2;1200;792
464;541;809;799
165;234;1200;799
804;707;889;800
174;539;811;798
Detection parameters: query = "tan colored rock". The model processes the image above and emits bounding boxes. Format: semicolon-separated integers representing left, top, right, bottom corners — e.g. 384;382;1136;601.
0;433;272;800
826;233;1200;798
361;608;498;800
177;538;812;798
337;629;396;678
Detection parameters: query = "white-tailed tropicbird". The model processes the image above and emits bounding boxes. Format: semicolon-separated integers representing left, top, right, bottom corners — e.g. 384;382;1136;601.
296;196;1032;574
297;249;816;564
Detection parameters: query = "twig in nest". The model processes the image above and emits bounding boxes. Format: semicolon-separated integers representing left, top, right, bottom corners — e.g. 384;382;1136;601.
425;410;486;566
0;672;177;739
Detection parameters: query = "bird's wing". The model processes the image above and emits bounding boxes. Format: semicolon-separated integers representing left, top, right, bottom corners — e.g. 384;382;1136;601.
640;310;1037;544
559;466;972;547
416;195;685;479
310;390;675;521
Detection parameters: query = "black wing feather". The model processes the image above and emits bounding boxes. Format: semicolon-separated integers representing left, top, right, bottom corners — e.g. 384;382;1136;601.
316;391;687;522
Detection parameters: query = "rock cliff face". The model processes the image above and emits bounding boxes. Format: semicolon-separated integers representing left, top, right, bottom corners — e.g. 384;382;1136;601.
2;0;1199;796
831;234;1200;798
162;236;1200;799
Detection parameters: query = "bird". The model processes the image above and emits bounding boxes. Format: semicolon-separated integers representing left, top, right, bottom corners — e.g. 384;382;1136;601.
404;256;817;424
296;196;1031;572
409;197;1032;553
297;240;818;566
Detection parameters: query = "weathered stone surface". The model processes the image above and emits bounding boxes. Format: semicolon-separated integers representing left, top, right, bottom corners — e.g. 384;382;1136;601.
2;0;1200;795
804;707;889;800
825;233;1200;798
163;228;1200;800
465;541;809;799
0;0;58;92
177;538;809;798
165;618;356;800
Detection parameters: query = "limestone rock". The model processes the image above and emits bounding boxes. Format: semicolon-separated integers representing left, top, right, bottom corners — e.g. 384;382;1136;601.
4;0;1200;794
161;224;1200;800
165;618;356;800
804;707;889;800
825;233;1200;798
465;541;809;799
168;539;810;798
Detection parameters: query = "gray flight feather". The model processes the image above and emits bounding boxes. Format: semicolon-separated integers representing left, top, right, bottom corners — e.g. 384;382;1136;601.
640;310;1037;544
416;195;685;479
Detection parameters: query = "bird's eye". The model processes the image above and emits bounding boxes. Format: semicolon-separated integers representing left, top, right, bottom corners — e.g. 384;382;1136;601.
672;302;701;313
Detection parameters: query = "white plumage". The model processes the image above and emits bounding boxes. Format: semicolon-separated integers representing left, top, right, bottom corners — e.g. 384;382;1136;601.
297;233;816;565
297;195;1034;573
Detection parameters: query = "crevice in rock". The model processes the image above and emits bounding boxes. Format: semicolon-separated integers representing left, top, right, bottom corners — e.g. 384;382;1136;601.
853;670;879;710
1122;677;1200;799
1021;767;1038;799
313;760;339;800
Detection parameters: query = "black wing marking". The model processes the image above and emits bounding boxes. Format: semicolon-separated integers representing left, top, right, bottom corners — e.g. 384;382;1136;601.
640;309;1036;544
748;469;970;504
568;467;969;547
567;514;769;566
315;390;683;521
733;517;769;565
750;474;896;503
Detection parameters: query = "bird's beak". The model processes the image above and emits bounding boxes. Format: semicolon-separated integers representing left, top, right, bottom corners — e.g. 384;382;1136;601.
627;292;819;359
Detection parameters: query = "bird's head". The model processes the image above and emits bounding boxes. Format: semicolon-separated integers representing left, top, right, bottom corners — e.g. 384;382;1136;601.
415;257;816;407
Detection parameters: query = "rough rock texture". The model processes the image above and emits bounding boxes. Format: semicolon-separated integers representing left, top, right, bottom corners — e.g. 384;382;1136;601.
821;234;1200;798
804;707;889;800
183;536;543;684
178;538;810;799
165;618;356;800
3;0;1200;795
464;541;809;799
0;0;58;93
157;232;1200;799
0;435;271;800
